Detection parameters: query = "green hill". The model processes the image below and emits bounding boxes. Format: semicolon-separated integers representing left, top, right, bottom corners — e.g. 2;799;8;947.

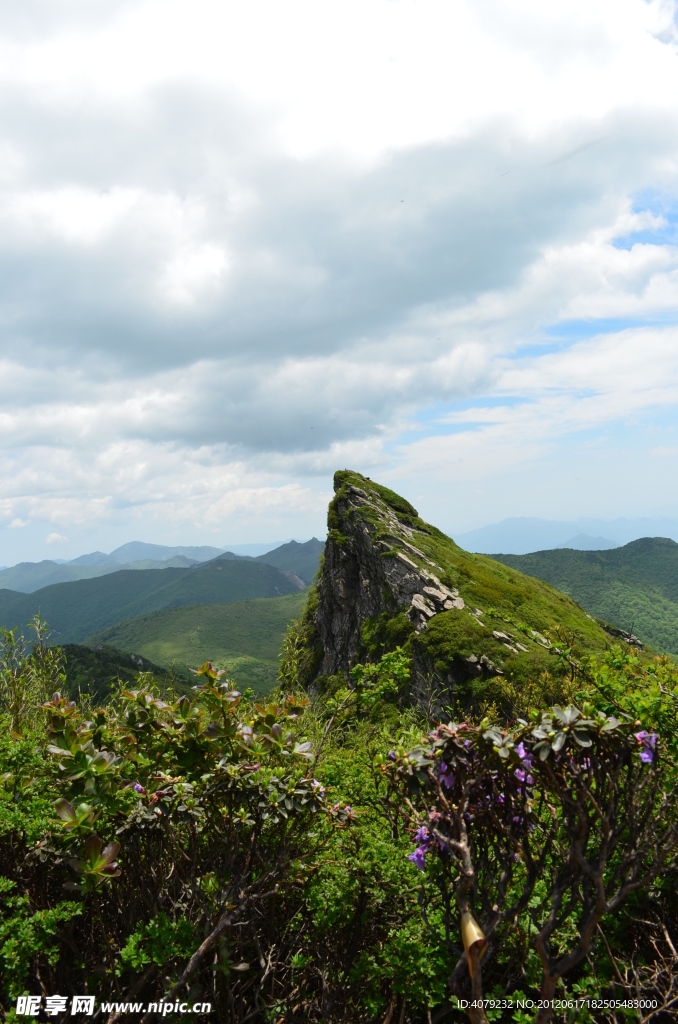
85;591;308;695
0;559;302;645
256;538;324;584
301;471;617;704
491;537;678;655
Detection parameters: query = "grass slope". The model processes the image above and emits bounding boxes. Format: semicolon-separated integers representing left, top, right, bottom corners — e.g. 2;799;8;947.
85;591;308;695
491;538;678;655
0;560;301;645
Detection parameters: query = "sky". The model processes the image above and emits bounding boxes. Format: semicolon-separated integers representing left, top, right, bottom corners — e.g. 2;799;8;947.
1;0;678;563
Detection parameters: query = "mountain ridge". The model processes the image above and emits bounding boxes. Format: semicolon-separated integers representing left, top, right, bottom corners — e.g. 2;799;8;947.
0;538;324;594
0;559;303;644
491;537;678;655
297;470;615;707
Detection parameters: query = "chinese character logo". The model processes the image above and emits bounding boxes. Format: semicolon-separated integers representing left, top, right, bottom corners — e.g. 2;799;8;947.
16;996;41;1016
72;996;95;1015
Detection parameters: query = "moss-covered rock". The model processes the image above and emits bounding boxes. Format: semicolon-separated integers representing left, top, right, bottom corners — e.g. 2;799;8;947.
301;469;613;708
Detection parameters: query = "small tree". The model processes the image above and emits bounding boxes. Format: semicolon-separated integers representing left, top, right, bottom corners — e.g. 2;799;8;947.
34;662;345;1015
0;615;65;733
526;705;678;1022
385;704;678;1023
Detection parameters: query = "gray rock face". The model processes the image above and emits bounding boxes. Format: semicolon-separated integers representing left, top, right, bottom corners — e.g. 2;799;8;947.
602;624;643;650
315;480;461;675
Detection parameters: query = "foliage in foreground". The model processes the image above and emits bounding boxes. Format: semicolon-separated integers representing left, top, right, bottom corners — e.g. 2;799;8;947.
1;622;678;1023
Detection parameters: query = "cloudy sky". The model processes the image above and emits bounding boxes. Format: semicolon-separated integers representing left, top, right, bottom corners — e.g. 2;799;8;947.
1;0;678;562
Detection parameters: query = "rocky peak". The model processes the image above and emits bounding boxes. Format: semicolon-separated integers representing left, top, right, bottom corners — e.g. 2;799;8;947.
316;471;465;676
306;470;612;705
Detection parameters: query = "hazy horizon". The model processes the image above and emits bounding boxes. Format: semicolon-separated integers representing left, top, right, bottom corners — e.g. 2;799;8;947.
7;512;678;569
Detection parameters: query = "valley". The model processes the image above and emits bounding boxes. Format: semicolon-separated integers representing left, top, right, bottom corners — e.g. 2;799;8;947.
0;540;322;698
85;591;308;694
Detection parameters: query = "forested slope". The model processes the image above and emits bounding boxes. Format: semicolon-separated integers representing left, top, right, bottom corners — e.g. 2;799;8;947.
492;537;678;654
0;559;301;643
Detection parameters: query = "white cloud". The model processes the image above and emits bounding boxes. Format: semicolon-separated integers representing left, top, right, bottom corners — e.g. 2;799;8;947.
0;0;677;560
158;242;229;306
45;532;67;544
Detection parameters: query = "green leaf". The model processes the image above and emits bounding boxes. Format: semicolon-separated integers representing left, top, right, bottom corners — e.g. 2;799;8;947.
551;731;566;752
54;798;76;822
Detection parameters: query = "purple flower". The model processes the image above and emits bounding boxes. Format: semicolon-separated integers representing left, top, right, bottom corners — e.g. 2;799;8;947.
414;826;430;847
496;793;505;804
515;741;533;766
134;782;146;794
464;739;472;749
514;769;534;786
408;847;427;871
636;731;658;764
311;779;325;797
440;761;455;789
387;750;396;762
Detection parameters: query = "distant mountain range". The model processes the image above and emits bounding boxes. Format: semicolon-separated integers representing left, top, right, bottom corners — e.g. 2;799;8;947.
0;538;325;593
0;558;306;645
456;516;678;555
253;538;324;585
492;537;678;656
70;542;226;566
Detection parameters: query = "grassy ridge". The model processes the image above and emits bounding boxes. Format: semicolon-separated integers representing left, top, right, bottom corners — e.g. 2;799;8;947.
86;591;308;695
0;560;301;645
491;537;678;654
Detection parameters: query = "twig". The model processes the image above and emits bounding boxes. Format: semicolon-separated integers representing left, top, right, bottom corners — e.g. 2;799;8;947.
140;886;278;1022
105;966;156;1024
597;923;625;986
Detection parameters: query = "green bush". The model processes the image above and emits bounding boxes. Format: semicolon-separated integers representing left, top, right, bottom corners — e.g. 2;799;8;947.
1;620;677;1023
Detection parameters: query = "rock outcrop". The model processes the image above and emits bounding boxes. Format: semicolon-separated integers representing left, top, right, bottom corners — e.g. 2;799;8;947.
305;470;613;704
316;477;463;675
602;625;643;650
